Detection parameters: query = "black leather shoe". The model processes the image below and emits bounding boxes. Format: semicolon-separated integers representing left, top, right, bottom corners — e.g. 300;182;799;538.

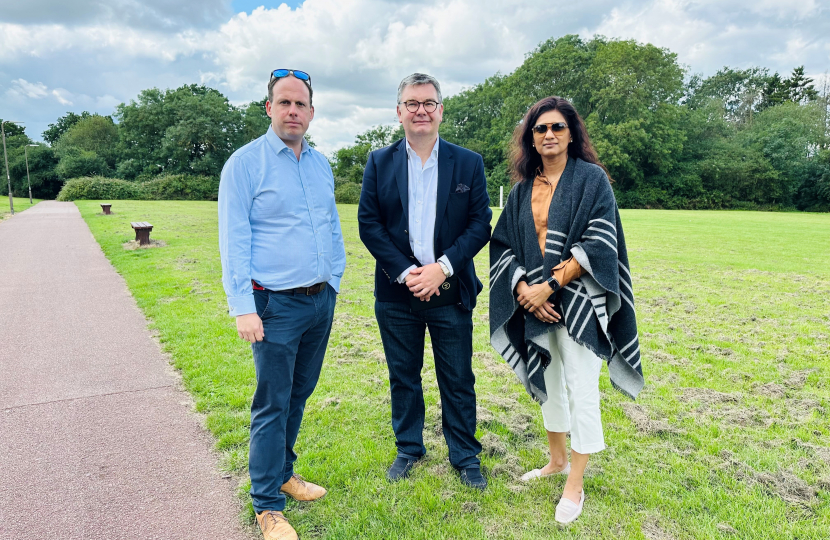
386;456;420;482
458;467;487;490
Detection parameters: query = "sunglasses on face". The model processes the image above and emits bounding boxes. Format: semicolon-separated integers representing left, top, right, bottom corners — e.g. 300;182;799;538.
533;122;568;135
270;69;312;84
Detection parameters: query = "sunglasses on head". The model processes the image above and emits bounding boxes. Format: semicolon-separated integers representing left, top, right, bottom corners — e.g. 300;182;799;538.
533;122;568;135
270;69;312;84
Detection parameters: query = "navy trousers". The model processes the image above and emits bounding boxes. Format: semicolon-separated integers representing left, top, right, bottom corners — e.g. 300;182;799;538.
375;300;482;469
249;285;336;513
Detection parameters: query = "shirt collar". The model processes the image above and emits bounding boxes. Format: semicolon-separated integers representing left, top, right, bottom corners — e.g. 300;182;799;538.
266;126;312;157
405;137;439;163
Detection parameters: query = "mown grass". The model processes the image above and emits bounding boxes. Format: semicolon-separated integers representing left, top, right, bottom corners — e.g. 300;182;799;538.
1;197;43;220
76;201;830;539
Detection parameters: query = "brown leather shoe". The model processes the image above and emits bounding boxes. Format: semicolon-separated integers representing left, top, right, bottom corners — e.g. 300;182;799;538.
256;510;298;540
280;473;327;501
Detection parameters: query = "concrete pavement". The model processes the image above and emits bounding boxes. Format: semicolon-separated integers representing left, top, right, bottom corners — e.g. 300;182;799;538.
0;202;252;539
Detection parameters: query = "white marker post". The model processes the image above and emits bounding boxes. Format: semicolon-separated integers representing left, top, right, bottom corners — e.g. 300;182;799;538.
499;186;504;209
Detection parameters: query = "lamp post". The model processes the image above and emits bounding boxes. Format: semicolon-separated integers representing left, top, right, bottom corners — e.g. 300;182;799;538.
2;120;24;216
25;144;38;204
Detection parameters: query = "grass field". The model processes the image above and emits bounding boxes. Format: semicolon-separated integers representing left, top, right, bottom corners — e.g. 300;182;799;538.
1;197;42;220
76;201;830;539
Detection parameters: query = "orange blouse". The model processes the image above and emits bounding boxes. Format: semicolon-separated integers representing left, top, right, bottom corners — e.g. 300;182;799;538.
531;173;584;286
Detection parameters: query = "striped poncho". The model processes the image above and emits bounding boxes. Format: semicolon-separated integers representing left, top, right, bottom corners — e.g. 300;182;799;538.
489;157;644;402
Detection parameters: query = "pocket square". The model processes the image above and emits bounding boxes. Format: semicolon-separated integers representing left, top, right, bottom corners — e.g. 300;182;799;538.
455;183;470;193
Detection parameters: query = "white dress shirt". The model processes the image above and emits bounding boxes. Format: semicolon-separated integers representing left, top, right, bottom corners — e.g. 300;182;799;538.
396;137;454;283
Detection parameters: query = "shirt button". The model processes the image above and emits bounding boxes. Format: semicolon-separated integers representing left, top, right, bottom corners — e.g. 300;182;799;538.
416;219;420;223
417;200;422;204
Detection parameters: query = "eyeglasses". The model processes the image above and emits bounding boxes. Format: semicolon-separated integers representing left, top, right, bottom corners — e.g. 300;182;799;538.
399;100;440;113
533;122;568;135
270;69;312;85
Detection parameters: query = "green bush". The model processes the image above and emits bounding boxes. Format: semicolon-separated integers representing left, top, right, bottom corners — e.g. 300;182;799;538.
335;182;362;204
57;176;146;201
141;174;219;201
56;174;221;201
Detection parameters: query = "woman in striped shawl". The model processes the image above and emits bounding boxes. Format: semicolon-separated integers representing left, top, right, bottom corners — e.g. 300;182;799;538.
489;97;644;524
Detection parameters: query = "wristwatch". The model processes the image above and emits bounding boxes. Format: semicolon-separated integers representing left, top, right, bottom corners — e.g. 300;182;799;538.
546;275;561;293
438;261;451;278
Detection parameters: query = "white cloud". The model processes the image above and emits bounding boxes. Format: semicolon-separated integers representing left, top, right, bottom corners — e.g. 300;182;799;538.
0;22;205;62
8;79;49;99
2;1;829;152
51;89;74;106
203;0;566;151
591;0;830;76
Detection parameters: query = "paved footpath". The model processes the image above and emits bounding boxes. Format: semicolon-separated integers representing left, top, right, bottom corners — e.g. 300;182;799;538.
0;202;252;540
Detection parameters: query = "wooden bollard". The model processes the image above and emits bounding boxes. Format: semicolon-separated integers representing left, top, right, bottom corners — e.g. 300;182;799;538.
100;204;112;215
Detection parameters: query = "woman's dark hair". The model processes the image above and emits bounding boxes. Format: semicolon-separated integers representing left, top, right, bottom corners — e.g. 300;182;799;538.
509;96;611;184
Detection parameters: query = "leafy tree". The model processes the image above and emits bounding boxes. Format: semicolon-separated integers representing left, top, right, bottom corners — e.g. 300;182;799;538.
115;84;245;179
442;35;686;196
242;97;271;144
786;66;819;104
54;114;119;169
42;111;93;145
686;67;769;124
56;148;111;179
760;72;790;111
741;101;825;205
331;125;398;185
1;120;33;197
8;144;61;199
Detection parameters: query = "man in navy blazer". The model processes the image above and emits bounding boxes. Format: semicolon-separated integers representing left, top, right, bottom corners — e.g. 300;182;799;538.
358;73;492;489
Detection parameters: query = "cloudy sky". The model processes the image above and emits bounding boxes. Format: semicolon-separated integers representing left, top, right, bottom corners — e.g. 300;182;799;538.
2;0;829;155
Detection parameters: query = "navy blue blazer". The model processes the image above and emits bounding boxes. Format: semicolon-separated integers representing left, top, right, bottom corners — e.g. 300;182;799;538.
358;138;492;311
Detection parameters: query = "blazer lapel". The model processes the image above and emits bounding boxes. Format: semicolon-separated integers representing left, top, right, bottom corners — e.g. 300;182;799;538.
434;138;454;245
393;139;408;221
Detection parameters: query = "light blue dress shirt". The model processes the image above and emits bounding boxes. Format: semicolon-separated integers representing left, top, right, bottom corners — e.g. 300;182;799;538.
218;128;346;317
396;138;454;283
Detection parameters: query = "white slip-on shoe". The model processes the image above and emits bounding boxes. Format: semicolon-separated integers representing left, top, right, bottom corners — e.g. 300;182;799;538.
555;490;584;524
520;463;571;482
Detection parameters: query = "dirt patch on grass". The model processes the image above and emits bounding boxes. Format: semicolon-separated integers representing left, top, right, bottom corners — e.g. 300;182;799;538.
641;517;677;540
678;387;741;404
795;441;830;465
784;369;818;389
754;382;786;398
621;403;682;435
320;397;340;409
476;406;495;423
786;398;824;422
505;412;536;439
719;450;818;504
490;454;524;480
704;345;736;358
122;239;167;249
756;471;818;505
481;432;507;457
701;404;772;428
648;350;689;367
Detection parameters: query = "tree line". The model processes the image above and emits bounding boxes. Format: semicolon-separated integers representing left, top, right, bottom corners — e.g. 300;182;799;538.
1;85;273;200
3;34;829;210
332;35;830;211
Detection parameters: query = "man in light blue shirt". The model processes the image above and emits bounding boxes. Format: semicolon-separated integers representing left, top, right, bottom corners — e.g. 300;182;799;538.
218;69;345;540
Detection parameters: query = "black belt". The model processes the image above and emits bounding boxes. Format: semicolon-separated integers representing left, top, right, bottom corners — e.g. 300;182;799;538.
252;280;327;296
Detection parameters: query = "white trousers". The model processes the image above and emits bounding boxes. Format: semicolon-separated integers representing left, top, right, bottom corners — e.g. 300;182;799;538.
540;326;606;454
